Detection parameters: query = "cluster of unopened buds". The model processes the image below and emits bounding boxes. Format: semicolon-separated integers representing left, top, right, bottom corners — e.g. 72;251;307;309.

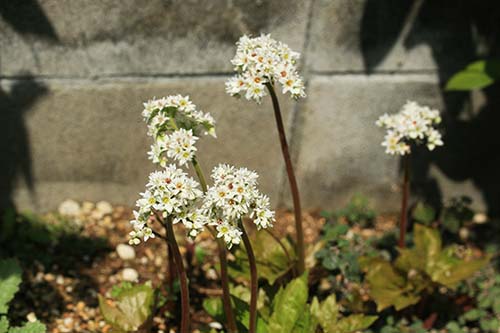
202;164;275;248
225;34;306;102
376;100;444;155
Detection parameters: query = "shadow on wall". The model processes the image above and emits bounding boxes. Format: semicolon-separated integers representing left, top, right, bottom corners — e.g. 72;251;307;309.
0;1;58;215
0;77;48;211
361;0;500;217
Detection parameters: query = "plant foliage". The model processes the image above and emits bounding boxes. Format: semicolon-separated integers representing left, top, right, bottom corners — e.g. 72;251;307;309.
360;224;489;311
446;60;500;91
99;282;155;332
0;259;46;333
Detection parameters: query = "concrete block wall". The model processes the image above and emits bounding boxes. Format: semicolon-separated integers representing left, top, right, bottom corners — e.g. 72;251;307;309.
1;0;499;213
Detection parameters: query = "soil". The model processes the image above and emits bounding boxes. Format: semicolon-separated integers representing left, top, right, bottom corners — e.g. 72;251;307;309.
6;202;332;333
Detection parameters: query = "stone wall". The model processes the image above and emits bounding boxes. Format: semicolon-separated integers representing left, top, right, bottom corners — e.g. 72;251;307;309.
1;0;499;213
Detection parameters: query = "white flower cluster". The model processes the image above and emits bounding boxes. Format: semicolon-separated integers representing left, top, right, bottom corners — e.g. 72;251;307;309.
148;128;198;167
142;95;216;166
376;101;444;155
226;34;306;103
129;165;205;245
202;164;275;248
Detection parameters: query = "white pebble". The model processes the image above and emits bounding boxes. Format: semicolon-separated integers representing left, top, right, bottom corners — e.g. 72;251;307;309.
121;268;139;282
116;244;136;261
26;312;37;323
96;201;113;215
58;199;81;216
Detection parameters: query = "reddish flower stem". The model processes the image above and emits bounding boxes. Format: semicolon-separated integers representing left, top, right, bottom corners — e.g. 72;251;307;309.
239;220;258;333
164;218;190;333
265;83;305;275
399;156;410;248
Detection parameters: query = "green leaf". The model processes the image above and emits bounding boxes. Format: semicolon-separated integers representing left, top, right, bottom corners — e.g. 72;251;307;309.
446;60;500;91
203;297;224;319
441;213;461;233
99;283;154;331
323;224;350;242
395;224;441;274
0;259;22;314
0;316;9;333
431;250;490;288
332;314;378;333
268;273;309;333
231;296;268;333
291;304;316;333
110;282;134;299
359;257;420;311
8;321;46;333
412;202;435;225
229;231;296;285
313;294;340;330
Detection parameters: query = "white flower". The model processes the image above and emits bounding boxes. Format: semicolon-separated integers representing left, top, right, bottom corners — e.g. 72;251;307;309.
142;94;216;140
148;128;199;167
226;34;306;103
376;101;443;156
202;164;275;249
129;164;204;244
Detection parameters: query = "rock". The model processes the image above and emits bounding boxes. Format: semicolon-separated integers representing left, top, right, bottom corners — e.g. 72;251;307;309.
44;273;55;282
121;268;139;282
473;213;488;224
96;201;113;215
56;275;65;285
26;312;37;323
58;199;81;216
81;201;95;214
116;244;136;261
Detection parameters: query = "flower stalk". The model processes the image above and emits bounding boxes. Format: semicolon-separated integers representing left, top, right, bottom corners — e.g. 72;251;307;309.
399;156;410;248
265;82;305;275
215;237;238;333
239;219;258;333
376;101;443;247
164;217;190;333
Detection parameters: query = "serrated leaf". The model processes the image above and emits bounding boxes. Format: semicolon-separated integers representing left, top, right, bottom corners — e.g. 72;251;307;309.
268;273;309;333
359;257;420;311
446;60;500;91
431;250;490;288
99;283;154;331
314;294;340;330
229;231;295;285
0;259;22;314
8;321;46;333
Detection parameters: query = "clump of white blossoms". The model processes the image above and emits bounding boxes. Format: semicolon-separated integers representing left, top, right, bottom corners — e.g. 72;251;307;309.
202;164;275;248
129;164;206;245
148;128;199;167
225;34;306;103
376;101;444;156
142;95;216;167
